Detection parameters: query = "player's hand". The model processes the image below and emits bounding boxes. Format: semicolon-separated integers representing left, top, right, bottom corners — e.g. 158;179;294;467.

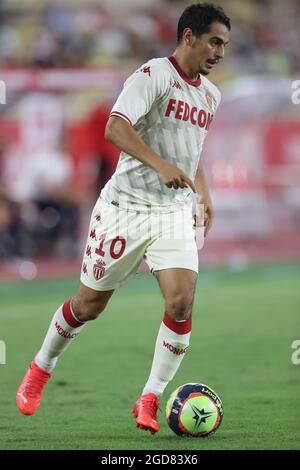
157;161;196;193
194;194;215;237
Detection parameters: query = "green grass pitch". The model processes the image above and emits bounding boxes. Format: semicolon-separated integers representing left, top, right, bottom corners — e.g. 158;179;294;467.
0;262;299;450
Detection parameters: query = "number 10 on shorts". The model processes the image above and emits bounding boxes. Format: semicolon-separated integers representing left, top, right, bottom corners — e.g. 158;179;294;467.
96;233;126;260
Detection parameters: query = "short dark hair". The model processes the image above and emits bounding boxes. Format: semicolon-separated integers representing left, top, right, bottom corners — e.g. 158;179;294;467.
177;3;231;43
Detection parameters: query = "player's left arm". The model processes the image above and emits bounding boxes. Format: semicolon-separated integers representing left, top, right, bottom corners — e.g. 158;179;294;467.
194;85;220;236
194;161;214;238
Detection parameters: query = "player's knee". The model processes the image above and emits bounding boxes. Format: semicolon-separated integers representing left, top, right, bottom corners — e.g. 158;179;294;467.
165;292;193;321
72;297;106;322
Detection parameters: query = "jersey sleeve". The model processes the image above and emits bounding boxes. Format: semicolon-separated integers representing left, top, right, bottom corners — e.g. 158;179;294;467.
215;89;222;112
212;87;221;114
110;60;169;126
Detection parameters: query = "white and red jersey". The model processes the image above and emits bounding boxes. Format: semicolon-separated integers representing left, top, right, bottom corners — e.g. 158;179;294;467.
101;55;221;212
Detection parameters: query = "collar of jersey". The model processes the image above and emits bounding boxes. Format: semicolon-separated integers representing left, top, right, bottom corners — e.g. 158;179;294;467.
168;56;201;88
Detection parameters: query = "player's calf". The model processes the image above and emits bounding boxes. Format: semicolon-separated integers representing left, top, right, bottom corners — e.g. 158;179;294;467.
72;283;114;322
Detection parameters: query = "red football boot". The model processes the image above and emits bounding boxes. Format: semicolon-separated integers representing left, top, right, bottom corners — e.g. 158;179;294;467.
16;360;51;415
133;393;160;434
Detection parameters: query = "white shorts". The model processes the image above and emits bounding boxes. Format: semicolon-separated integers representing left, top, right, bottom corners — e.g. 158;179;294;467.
80;197;203;291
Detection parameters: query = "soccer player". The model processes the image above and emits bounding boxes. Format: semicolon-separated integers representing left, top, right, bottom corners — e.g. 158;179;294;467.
16;3;230;435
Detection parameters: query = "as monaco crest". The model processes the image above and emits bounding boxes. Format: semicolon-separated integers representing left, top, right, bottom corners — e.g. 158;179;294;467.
93;259;106;281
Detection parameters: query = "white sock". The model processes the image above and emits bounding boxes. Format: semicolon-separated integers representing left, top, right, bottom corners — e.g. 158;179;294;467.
35;299;86;373
142;313;192;397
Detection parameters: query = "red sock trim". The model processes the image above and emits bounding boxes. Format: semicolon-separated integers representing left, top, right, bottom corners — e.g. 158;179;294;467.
163;313;192;335
62;299;84;328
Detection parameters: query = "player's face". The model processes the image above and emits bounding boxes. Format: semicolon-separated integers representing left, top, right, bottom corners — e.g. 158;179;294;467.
190;22;230;76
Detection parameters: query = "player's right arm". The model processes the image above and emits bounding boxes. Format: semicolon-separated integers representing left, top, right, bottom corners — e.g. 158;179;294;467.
105;116;196;192
105;60;196;193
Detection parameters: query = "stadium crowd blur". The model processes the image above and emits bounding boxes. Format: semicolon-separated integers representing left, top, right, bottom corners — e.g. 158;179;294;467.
1;0;299;73
0;0;299;268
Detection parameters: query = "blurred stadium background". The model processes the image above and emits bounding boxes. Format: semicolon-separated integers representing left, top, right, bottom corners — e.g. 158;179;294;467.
0;0;299;279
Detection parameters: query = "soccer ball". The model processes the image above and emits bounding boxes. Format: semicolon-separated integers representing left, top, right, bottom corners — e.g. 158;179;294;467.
166;383;223;437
